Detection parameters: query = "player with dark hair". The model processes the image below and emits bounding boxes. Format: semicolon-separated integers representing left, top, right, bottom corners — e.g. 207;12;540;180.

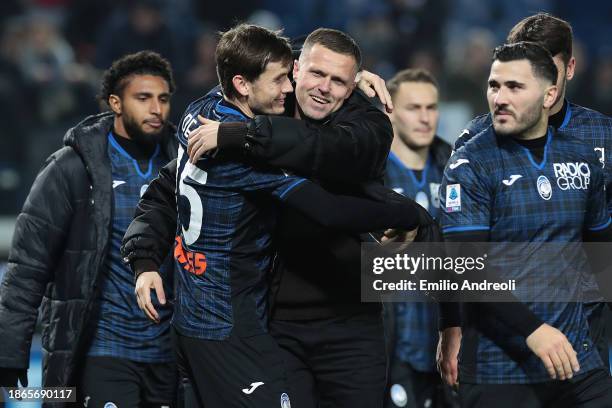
125;24;429;408
383;68;454;408
439;41;612;407
122;26;421;408
0;51;179;407
441;12;612;388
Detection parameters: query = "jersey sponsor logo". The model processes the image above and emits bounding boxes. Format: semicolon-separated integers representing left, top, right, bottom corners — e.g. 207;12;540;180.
445;184;461;212
415;191;429;211
552;162;590;191
242;382;265;395
537;175;552;200
594;147;605;168
429;182;440;208
280;393;291;408
174;235;207;276
502;174;523;186
449;159;469;170
112;180;126;189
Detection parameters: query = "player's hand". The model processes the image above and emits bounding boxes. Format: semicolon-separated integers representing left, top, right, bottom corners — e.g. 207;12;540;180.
187;115;220;163
135;271;166;323
356;70;393;113
0;368;28;387
526;323;580;380
381;228;418;244
437;327;461;387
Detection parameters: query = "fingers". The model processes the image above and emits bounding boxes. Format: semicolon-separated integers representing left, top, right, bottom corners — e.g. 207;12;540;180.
190;141;209;164
154;277;166;305
135;276;160;323
556;349;573;380
197;114;209;124
565;342;580;373
541;354;556;380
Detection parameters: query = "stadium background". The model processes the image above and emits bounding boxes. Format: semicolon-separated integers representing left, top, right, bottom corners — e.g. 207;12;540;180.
0;0;611;406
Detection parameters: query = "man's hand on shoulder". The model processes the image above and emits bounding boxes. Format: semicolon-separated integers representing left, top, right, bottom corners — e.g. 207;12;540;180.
188;115;220;163
135;271;166;323
356;70;393;113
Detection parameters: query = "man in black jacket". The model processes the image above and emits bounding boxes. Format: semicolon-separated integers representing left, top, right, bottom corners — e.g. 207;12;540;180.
0;51;178;408
123;29;406;408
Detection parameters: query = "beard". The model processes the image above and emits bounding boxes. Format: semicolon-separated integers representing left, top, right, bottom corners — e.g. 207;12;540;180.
494;98;544;138
122;113;164;148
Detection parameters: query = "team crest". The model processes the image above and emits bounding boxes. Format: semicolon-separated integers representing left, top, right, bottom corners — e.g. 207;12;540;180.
280;393;291;408
537;175;552;200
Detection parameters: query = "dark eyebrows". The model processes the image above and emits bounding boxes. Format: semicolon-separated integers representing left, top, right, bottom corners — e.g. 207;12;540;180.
309;68;348;85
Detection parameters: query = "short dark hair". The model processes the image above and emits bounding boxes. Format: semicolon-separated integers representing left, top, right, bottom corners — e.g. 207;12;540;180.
507;13;573;65
493;42;558;85
301;28;362;71
99;50;175;105
216;24;292;100
387;68;439;100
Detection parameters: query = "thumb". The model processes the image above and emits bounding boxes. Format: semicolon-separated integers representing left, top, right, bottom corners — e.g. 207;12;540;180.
197;115;210;124
154;277;166;305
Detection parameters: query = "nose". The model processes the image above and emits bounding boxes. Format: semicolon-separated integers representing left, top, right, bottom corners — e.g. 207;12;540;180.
150;99;161;115
493;87;508;107
418;108;429;124
318;77;331;94
282;77;293;93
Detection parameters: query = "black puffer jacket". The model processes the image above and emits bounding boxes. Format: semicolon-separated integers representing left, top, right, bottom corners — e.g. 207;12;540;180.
0;112;176;398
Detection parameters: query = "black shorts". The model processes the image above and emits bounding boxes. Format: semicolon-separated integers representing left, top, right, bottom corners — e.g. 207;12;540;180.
78;356;177;408
175;330;291;408
459;368;612;408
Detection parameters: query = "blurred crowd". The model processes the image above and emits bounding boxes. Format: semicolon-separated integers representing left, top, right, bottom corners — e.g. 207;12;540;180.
1;0;611;214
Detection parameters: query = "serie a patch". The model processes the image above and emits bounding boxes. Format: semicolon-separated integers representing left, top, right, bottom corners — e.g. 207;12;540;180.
445;184;461;212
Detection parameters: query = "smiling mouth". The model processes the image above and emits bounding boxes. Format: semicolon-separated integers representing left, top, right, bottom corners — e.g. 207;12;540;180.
310;95;329;105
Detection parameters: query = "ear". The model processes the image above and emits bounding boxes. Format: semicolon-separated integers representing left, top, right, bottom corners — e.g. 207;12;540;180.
292;59;299;81
231;75;250;97
565;57;576;81
543;84;558;110
108;94;122;115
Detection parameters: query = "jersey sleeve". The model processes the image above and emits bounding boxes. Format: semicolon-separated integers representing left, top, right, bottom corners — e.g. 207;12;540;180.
439;151;492;235
585;157;611;231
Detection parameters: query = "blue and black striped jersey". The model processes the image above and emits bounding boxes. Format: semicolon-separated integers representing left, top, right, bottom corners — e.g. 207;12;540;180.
173;88;306;340
440;127;610;384
385;151;443;372
89;132;173;362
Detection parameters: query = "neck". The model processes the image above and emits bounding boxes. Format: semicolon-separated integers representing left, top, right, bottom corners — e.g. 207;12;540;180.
226;96;254;118
549;93;565;117
517;113;550;140
391;135;429;170
113;116;130;140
